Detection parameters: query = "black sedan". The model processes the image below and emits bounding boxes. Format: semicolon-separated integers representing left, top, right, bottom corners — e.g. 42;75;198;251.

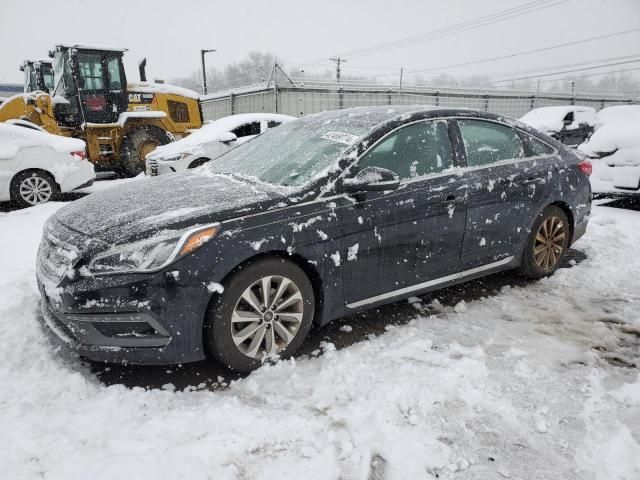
36;107;592;372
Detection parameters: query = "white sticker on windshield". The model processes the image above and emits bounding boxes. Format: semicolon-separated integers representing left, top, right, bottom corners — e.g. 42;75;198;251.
321;131;359;145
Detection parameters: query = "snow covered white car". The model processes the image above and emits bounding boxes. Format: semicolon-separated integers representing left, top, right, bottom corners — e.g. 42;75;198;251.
0;122;95;207
37;107;591;372
520;106;596;147
145;113;295;175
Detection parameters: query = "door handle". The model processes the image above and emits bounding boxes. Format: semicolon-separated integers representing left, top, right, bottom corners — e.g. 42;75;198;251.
445;194;465;204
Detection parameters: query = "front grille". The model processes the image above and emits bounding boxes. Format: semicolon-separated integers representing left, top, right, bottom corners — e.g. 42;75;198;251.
36;222;81;286
146;158;159;176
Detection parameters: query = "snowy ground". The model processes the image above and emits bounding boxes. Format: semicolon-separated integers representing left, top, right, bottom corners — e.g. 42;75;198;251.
1;182;639;479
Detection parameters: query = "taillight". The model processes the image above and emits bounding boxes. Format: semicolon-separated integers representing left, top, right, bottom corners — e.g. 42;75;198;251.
71;151;87;161
578;159;592;176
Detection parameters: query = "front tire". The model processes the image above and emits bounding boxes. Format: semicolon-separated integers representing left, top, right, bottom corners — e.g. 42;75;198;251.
519;205;570;279
204;257;315;372
10;171;58;208
120;126;172;177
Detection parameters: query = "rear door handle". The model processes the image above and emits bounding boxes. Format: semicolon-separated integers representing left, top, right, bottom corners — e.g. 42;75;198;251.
445;194;465;204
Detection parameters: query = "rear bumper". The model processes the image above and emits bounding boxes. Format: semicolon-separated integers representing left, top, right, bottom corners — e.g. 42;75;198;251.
58;161;96;193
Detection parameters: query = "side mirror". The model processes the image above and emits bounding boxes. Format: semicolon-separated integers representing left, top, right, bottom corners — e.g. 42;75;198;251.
343;166;400;193
217;131;238;143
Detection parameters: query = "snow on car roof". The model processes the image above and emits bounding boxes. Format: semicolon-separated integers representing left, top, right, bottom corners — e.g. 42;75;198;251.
148;113;296;159
595;105;640;127
0;123;85;160
128;82;201;101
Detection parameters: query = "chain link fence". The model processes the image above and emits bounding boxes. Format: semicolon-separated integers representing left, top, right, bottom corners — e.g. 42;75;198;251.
200;81;638;122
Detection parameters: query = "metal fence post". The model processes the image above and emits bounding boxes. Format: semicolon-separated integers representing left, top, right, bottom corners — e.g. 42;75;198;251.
530;95;536;110
229;92;235;115
435;91;439;107
484;94;490;112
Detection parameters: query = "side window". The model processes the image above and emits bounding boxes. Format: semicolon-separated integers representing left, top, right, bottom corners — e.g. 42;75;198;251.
458;119;524;166
106;58;122;90
523;134;555;157
357;120;453;180
267;121;281;128
232;122;261;138
77;53;104;90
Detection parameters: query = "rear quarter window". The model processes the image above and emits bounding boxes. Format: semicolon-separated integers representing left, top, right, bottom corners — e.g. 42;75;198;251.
458;119;524;166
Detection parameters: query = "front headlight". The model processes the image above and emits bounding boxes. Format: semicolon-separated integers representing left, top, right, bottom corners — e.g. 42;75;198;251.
161;153;190;162
87;223;220;275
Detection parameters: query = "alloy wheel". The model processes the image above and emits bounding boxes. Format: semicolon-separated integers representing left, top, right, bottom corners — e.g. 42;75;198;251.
231;275;304;359
533;215;566;270
19;176;52;205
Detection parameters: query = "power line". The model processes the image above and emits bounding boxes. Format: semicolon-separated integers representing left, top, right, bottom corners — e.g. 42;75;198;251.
404;28;640;75
533;66;640;84
300;0;567;67
493;58;640;83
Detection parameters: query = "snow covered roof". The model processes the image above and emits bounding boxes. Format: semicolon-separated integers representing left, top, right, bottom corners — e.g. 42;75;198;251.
0;122;85;160
148;113;296;159
520;106;596;133
128;82;200;100
578;120;640;167
56;44;128;52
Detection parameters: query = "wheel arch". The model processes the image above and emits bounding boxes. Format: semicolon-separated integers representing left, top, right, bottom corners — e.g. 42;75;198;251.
10;167;59;191
548;200;575;246
203;249;325;328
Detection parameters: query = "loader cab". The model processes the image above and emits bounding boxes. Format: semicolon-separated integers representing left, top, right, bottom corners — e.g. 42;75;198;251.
21;60;54;93
51;45;128;127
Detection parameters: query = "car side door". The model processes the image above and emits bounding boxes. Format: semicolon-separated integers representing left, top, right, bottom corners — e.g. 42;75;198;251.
337;119;468;307
453;118;553;268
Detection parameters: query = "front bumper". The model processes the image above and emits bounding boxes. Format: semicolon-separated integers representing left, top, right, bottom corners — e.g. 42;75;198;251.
145;157;191;176
37;268;213;365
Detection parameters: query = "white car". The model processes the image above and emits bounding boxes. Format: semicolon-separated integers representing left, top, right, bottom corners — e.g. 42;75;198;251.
145;113;295;176
520;106;596;147
0;122;95;207
578;119;640;194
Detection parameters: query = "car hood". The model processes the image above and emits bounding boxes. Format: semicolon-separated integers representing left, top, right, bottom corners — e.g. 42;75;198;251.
53;172;282;244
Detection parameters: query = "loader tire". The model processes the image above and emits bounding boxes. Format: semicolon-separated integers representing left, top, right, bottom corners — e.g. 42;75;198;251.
121;126;173;177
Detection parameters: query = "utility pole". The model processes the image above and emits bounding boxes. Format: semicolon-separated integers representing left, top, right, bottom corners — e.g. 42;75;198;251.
201;49;216;95
398;67;404;102
329;56;346;83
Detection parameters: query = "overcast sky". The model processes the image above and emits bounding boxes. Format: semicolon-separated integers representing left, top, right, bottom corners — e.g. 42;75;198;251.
1;0;638;86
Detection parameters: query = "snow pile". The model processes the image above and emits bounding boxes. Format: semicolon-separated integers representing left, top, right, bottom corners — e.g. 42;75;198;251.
520;106;595;134
0;123;85;160
0;198;639;478
578;121;640;167
147;113;295;159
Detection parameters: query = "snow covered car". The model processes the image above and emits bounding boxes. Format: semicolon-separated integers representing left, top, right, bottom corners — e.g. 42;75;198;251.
594;104;640;130
145;113;295;175
520;106;596;147
0;122;95;207
578;119;640;194
37;106;591;372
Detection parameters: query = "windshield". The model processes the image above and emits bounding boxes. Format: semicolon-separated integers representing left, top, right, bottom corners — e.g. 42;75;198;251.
201;108;393;187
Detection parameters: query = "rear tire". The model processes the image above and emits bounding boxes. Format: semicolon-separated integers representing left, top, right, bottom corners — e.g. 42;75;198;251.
120;126;172;177
10;171;58;208
204;257;315;372
519;205;570;279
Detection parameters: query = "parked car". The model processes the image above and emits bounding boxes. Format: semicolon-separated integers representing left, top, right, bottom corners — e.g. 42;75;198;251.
145;113;295;175
0;122;95;207
520;106;596;147
37;106;591;372
594;104;640;130
578;119;640;194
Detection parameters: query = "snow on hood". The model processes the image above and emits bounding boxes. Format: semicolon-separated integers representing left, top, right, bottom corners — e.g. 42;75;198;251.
0;123;85;160
520;106;595;134
128;82;201;100
578;120;640;167
147;113;295;159
52;172;279;243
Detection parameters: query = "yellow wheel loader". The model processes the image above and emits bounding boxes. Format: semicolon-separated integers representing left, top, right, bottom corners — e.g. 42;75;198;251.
0;44;202;176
